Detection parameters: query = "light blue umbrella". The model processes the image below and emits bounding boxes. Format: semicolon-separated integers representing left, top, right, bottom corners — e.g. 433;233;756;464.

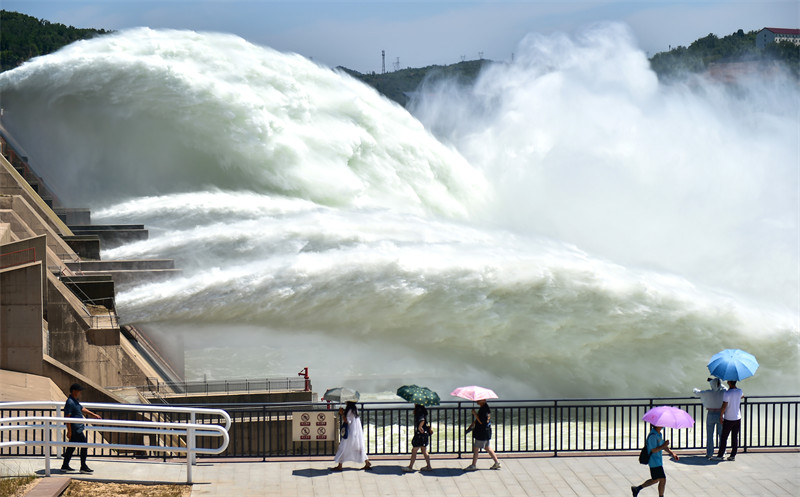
708;349;759;381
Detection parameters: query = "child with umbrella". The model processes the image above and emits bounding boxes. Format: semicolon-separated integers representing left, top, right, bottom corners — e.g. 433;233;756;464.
451;386;501;471
396;385;439;473
631;406;687;497
402;404;434;472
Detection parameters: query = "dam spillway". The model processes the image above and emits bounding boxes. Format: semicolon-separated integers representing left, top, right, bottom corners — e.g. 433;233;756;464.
0;26;796;399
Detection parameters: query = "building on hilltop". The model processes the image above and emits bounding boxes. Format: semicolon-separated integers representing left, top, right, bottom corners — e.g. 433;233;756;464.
756;27;800;49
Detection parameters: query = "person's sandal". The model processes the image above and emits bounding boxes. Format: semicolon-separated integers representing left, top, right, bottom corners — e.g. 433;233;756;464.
362;462;373;470
401;466;414;473
420;466;433;472
330;466;343;471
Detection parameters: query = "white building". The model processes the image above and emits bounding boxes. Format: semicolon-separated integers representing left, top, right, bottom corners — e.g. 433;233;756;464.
756;27;800;49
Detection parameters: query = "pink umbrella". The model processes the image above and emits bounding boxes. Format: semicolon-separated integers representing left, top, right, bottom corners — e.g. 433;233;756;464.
642;406;695;429
450;386;499;401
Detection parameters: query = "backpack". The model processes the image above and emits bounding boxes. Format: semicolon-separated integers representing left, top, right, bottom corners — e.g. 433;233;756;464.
638;445;650;465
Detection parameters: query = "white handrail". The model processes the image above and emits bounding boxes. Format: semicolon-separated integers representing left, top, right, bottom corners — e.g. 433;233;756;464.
0;403;231;484
0;402;232;431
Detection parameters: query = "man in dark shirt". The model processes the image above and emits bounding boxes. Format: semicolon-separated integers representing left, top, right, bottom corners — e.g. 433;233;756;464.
61;383;101;474
464;399;501;471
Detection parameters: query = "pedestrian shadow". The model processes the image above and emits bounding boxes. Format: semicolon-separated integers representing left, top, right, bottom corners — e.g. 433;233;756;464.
420;467;464;477
366;465;404;476
292;468;332;478
673;456;720;466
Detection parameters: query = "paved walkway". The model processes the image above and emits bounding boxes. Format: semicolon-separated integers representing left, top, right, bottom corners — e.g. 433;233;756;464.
4;451;798;496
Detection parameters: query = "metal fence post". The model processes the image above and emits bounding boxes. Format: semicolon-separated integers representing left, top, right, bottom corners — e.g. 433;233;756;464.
186;424;195;484
190;412;197;465
56;404;63;460
44;419;51;477
553;400;559;457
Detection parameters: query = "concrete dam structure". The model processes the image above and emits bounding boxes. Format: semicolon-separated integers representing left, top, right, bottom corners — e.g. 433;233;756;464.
0;129;184;404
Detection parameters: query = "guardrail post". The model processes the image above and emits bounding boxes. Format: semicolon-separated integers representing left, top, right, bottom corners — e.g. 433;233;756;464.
44;419;51;477
187;423;195;485
56;404;63;460
457;401;463;458
553;400;560;457
743;396;748;453
190;413;197;465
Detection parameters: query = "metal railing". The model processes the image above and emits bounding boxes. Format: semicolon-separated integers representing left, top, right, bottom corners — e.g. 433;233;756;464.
180;395;800;458
0;402;231;483
137;377;309;397
2;397;796;462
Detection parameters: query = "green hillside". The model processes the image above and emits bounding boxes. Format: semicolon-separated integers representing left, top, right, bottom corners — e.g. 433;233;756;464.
650;29;799;78
340;59;491;107
1;8;796;100
0;10;108;72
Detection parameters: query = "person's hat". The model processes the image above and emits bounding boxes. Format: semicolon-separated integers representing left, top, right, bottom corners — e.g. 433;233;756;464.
69;383;84;392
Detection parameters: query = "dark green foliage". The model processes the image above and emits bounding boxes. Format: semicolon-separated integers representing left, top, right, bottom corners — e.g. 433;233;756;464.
649;29;799;79
340;60;491;107
1;10;109;72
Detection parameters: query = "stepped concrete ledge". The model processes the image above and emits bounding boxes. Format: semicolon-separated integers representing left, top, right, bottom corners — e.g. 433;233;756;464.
3;451;798;497
77;269;182;290
21;476;70;497
67;224;148;249
66;259;175;271
65;260;180;289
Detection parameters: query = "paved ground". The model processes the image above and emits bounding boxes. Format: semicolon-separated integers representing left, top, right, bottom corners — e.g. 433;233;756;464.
3;451;798;496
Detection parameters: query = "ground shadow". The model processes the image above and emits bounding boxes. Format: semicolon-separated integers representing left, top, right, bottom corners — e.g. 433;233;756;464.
673;456;720;466
366;466;404;476
292;468;332;478
419;467;464;477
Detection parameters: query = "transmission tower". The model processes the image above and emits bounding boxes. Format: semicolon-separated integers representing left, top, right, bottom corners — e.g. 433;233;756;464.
393;57;400;71
478;51;484;60
460;55;466;62
381;50;385;74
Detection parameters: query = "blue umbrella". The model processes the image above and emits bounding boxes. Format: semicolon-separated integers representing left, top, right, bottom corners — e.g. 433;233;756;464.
708;349;759;381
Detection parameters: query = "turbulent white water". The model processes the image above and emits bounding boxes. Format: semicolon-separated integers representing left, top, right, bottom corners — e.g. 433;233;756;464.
0;25;797;398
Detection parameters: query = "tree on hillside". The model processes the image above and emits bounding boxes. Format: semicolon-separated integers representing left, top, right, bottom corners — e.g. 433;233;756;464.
649;28;798;79
0;10;108;72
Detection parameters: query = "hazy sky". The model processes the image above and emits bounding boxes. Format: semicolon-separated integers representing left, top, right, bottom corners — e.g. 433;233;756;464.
5;1;799;72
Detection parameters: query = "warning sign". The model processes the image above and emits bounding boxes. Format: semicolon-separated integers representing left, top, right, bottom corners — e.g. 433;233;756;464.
293;411;336;442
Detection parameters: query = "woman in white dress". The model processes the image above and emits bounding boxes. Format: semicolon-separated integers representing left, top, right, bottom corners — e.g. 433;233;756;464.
331;401;372;471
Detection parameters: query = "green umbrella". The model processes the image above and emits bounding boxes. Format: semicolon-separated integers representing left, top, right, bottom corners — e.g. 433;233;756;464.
396;384;440;406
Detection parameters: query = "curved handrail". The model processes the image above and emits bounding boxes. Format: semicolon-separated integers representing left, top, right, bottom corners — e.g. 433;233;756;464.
0;416;229;455
0;407;231;483
0;401;232;431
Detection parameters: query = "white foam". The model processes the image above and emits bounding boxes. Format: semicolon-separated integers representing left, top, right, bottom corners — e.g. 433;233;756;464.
1;26;796;397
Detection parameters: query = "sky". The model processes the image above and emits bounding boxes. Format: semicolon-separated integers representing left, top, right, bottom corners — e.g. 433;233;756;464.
3;1;799;73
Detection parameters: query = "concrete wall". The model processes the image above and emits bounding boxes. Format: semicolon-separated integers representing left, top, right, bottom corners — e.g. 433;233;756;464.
42;355;128;404
0;209;37;239
0;369;67;402
0;154;72;236
0;196;76;258
162;391;314;405
1;234;48;309
0;223;11;244
0;261;44;375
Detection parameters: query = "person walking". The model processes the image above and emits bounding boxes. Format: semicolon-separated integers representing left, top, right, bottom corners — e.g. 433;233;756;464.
712;380;744;461
331;401;371;471
464;399;500;471
402;404;433;472
631;424;679;497
61;383;101;474
692;377;726;458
